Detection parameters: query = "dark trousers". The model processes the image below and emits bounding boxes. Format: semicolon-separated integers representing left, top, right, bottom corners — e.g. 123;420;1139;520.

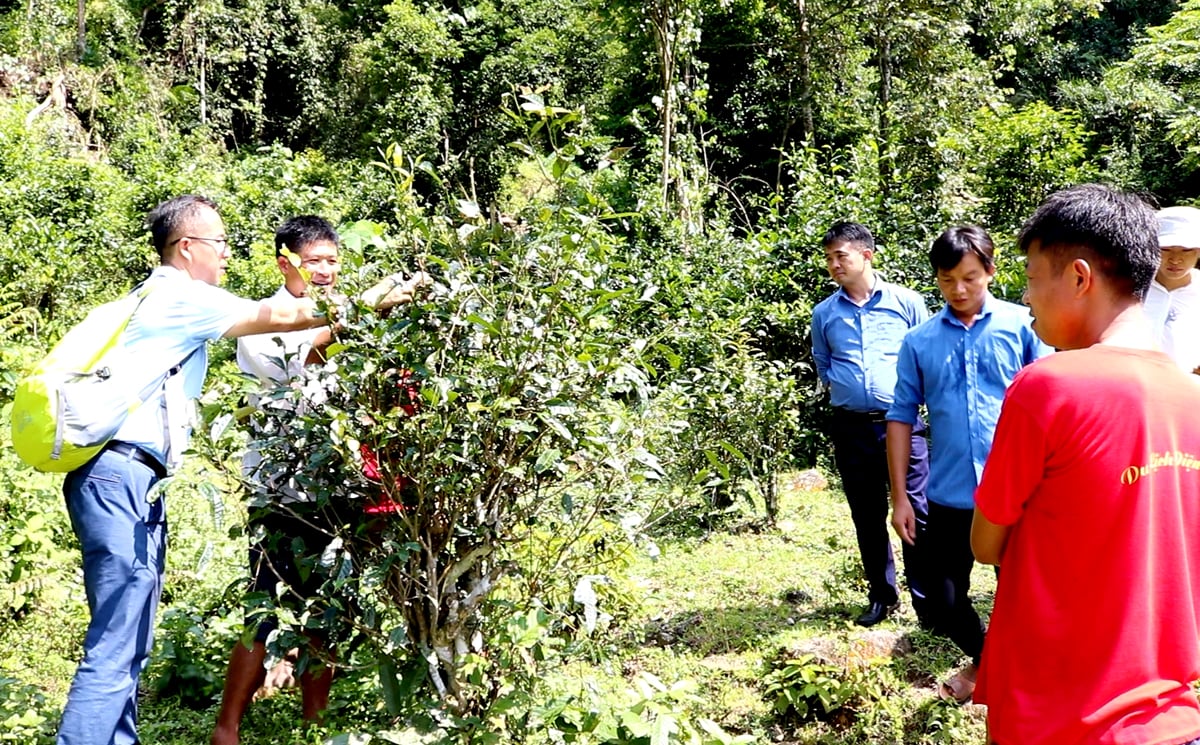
247;508;336;644
828;410;930;612
917;501;985;664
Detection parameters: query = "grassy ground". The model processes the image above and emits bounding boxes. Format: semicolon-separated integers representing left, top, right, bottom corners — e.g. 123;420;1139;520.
1;469;995;743
613;471;995;743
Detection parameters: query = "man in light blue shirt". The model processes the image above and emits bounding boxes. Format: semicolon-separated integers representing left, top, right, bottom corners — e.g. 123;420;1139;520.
811;221;931;627
886;225;1050;703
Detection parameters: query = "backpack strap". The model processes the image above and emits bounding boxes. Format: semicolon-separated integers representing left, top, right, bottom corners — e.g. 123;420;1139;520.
160;347;199;470
124;276;200;471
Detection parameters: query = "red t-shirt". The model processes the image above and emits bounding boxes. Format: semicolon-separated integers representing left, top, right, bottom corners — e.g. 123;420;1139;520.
975;346;1200;745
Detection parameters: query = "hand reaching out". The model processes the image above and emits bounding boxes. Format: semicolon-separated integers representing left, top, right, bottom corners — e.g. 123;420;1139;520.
364;271;432;310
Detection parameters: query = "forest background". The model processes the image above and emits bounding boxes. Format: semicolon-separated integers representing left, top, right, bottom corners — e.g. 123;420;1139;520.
0;0;1198;742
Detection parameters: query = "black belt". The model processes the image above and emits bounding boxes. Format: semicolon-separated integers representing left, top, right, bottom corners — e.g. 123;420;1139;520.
104;441;168;479
834;407;889;424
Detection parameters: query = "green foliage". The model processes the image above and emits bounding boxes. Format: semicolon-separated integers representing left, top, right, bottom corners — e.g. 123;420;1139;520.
125;0;337;145
763;652;904;741
995;0;1170;103
647;331;805;520
0;675;53;743
764;655;863;722
141;446;254;706
0;473;72;739
532;672;756;744
938;101;1101;237
0;289;39;400
0;0;1197;741
0;299;74;616
1066;1;1200;202
333;1;458;159
0;97;146;324
697;0;875;192
147;607;244;705
914;699;975;744
500;518;645;648
0;474;71;616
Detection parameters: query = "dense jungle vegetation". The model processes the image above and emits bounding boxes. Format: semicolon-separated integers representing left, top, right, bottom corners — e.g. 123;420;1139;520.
2;0;1199;742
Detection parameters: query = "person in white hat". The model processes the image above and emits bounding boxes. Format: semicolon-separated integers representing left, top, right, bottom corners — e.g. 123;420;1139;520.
1145;205;1200;373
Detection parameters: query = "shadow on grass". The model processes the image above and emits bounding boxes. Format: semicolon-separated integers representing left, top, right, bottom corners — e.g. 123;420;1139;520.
636;592;922;658
638;602;803;656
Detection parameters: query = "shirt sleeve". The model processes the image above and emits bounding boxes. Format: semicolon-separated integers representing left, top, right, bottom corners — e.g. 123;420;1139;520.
173;280;261;344
974;377;1048;526
911;296;930;327
886;334;923;424
1022;322;1054;364
811;305;831;386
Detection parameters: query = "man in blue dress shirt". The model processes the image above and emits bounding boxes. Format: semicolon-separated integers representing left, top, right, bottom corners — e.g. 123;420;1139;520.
811;221;932;627
886;225;1050;703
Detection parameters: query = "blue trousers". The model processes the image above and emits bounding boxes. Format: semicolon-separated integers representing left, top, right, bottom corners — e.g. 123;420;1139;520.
828;410;930;614
57;447;166;745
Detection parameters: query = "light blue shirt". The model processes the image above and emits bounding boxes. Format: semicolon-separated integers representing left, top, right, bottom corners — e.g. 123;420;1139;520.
113;266;258;466
811;277;929;412
887;294;1051;509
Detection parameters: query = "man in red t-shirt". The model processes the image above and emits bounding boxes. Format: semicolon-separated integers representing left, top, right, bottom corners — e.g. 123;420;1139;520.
971;184;1200;745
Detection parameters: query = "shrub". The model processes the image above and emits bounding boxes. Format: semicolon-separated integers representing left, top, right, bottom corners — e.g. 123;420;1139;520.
147;607;244;706
237;100;662;721
763;654;889;726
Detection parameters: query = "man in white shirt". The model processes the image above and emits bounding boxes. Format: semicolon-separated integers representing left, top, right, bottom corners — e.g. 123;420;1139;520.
211;216;426;745
1145;205;1200;373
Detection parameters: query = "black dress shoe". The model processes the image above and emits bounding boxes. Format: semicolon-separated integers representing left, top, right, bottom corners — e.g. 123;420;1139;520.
855;600;899;627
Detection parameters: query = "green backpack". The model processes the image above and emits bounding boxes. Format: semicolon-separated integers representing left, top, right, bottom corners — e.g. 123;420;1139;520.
10;283;176;473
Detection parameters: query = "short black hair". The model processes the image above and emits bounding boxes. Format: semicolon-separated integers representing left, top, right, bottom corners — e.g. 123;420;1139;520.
1017;184;1159;299
275;215;339;257
930;225;995;273
147;195;218;256
822;221;875;252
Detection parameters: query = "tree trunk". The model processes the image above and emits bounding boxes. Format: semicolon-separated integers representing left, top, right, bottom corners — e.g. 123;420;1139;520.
875;8;892;203
796;0;813;145
649;0;676;212
779;0;815;190
199;32;207;125
75;0;85;59
764;465;778;522
648;0;702;229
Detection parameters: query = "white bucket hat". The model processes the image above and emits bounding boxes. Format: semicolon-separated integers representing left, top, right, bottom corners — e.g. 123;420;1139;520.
1157;205;1200;249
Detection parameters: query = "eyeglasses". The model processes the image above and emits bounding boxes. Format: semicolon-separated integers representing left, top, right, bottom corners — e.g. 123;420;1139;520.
171;235;230;252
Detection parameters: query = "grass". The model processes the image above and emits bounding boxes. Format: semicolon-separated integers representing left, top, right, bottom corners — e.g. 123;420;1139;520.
611;475;995;743
0;469;996;743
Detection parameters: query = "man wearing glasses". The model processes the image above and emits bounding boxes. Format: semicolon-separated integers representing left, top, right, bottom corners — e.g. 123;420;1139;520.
55;196;425;745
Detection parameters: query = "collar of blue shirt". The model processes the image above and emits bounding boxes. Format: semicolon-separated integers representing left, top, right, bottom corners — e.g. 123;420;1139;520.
835;273;883;306
937;291;997;327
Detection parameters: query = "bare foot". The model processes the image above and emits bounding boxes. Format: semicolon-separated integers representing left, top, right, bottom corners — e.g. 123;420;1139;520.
937;662;978;704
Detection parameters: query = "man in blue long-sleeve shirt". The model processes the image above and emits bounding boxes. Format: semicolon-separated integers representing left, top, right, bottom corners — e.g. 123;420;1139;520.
810;222;931;626
886;225;1050;703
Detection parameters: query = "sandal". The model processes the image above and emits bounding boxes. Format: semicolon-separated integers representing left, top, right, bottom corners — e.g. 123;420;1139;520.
937;666;977;704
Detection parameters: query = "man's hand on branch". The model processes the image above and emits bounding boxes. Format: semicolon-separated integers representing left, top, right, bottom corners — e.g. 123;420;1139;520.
363;271;433;310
